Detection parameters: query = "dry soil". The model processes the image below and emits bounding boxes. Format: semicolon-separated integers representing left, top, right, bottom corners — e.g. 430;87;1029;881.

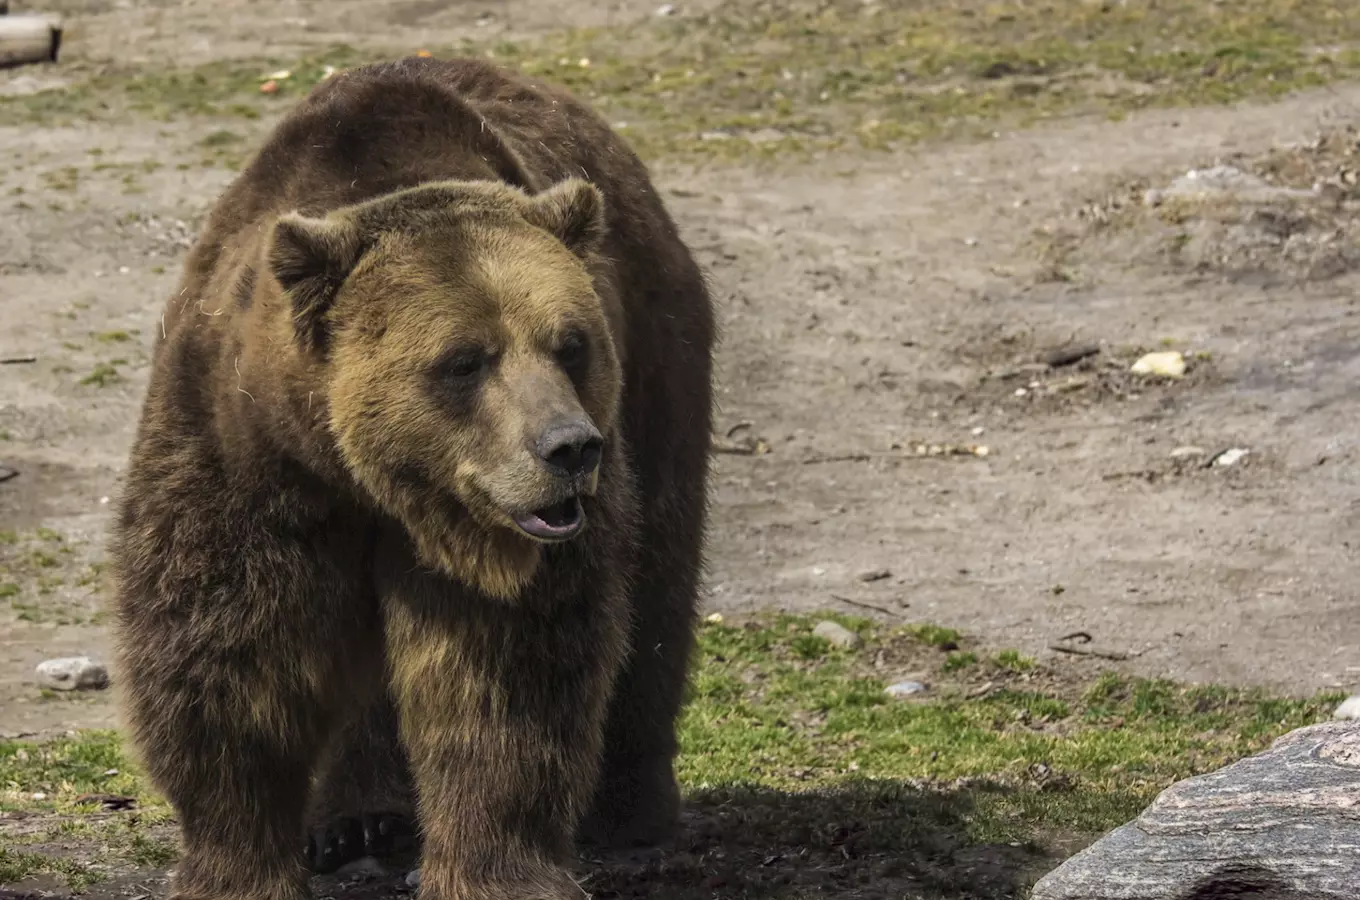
3;0;1360;747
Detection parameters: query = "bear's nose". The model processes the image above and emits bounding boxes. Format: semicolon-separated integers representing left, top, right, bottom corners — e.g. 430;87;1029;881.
536;420;603;477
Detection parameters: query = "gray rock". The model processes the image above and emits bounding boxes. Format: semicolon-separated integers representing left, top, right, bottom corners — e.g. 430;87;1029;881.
35;656;109;691
1333;695;1360;721
884;680;927;698
1157;165;1317;206
1030;720;1360;900
405;868;421;889
812;620;862;650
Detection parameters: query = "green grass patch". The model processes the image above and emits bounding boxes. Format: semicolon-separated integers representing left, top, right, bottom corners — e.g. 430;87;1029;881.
5;1;1360;163
0;615;1341;893
78;362;122;387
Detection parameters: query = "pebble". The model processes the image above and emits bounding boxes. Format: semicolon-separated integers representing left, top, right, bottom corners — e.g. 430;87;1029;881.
405;868;422;889
1170;446;1207;459
656;3;676;14
813;620;863;650
884;680;928;698
335;856;387;877
1333;696;1360;720
36;657;109;691
1212;448;1250;468
858;568;891;583
1131;351;1186;379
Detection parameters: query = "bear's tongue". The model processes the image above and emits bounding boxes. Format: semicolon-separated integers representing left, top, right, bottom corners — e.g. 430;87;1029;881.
514;497;585;540
538;498;580;529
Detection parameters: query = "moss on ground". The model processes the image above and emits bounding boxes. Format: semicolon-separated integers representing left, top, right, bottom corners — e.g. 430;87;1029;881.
5;0;1360;162
0;614;1341;896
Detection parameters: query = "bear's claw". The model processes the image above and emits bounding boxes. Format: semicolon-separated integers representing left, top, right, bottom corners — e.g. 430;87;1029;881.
307;812;416;874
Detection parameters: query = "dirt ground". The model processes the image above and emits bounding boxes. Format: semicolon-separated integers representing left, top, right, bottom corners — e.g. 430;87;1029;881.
4;0;1360;752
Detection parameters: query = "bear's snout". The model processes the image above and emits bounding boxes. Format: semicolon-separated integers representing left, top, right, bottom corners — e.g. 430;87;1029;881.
534;418;603;480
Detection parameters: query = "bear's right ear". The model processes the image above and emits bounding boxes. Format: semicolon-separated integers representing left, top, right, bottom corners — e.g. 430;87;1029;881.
522;178;607;258
268;212;366;352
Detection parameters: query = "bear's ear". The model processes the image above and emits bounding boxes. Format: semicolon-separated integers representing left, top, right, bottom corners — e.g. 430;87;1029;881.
268;212;366;352
522;179;607;258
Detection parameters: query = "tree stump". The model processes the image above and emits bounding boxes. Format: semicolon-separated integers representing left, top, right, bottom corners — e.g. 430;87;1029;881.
0;15;62;68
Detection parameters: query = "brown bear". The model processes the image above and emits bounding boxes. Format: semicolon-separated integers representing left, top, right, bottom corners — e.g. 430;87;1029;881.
109;56;714;900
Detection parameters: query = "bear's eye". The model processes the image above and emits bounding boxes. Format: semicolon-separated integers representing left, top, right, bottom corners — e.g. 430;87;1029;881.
436;346;488;381
556;330;589;374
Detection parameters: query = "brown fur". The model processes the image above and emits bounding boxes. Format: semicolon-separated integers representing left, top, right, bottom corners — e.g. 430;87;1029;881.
109;56;714;900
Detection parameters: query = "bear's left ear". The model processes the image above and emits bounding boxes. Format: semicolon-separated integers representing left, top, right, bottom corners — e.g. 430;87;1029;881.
522;178;607;258
268;212;368;352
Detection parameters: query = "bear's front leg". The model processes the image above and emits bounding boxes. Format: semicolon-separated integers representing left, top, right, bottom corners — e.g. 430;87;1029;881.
378;533;630;900
112;494;381;900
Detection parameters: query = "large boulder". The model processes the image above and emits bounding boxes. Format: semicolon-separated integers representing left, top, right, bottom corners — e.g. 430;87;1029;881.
1031;720;1360;900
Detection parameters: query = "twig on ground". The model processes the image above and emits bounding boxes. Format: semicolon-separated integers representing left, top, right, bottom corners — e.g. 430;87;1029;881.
830;593;906;617
803;452;873;464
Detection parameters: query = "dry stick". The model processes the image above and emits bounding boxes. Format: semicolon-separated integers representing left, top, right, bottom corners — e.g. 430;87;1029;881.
0;355;37;364
1048;642;1140;661
1044;342;1101;368
830;593;905;617
712;438;760;455
802;452;874;465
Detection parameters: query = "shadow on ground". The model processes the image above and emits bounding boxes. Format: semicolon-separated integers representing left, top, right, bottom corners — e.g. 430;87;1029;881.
0;781;1064;900
586;781;1057;898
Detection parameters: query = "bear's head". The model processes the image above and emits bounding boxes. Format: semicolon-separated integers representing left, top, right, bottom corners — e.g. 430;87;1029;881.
267;178;622;599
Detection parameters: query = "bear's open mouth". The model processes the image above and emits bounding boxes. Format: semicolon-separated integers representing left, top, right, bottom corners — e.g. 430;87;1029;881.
511;496;586;542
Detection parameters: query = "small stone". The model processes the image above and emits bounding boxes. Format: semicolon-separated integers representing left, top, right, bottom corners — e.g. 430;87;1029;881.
885;680;928;698
1130;351;1186;379
1333;696;1360;720
259;80;280;94
813;621;862;650
1169;446;1206;459
858;568;891;583
36;657;109;691
656;3;676;14
704;612;724;625
335;856;387;877
405;869;421;889
1212;447;1250;468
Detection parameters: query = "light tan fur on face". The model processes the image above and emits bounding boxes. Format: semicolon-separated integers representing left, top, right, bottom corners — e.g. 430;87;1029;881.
297;181;622;599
